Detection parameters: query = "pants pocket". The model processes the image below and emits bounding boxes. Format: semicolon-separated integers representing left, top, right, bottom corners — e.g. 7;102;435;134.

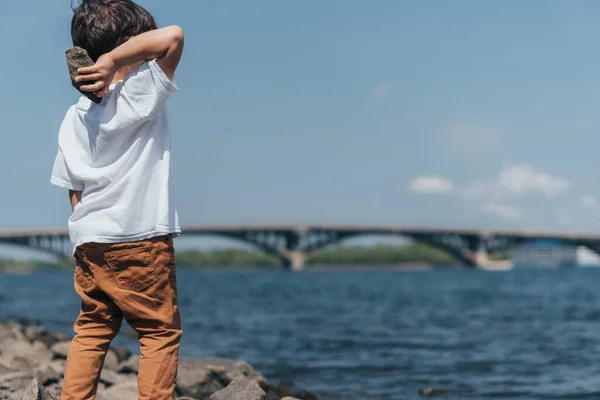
74;257;93;290
105;246;157;292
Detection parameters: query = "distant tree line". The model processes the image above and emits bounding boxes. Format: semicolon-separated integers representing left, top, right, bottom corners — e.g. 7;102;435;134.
0;242;474;272
175;242;459;268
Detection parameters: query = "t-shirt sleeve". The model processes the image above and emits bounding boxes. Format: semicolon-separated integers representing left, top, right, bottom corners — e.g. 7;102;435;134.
50;148;85;191
121;59;179;121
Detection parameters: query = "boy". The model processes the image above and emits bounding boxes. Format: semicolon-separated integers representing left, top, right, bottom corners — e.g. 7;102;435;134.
50;1;184;399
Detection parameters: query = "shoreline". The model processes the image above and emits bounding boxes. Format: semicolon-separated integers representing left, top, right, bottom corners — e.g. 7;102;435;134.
0;319;318;400
0;262;436;275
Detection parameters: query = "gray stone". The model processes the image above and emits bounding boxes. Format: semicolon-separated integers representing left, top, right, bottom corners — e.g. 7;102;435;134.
99;368;123;386
111;347;131;363
47;360;66;379
0;355;32;373
99;381;137;400
293;392;318;400
176;357;272;399
0;322;27;342
199;358;268;386
209;380;266;400
38;332;69;349
43;383;63;400
20;378;57;400
176;360;224;399
104;350;119;371
50;342;70;359
117;355;139;374
0;339;53;369
23;326;47;343
65;47;102;104
32;363;61;386
0;372;32;400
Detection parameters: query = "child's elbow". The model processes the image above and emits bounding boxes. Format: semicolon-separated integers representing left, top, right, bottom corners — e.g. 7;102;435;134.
166;26;184;45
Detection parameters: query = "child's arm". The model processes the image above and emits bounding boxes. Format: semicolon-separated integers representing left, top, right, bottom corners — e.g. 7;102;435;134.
76;26;184;94
69;190;82;212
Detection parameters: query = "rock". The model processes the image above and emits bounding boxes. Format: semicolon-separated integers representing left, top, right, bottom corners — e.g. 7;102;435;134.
38;332;69;349
50;341;71;359
419;388;450;397
20;378;57;400
32;363;62;386
47;360;66;379
0;372;33;399
0;339;53;368
44;382;63;399
99;381;137;400
111;346;131;363
281;397;302;400
104;350;119;371
24;326;47;343
293;391;318;400
176;360;225;398
200;358;269;386
65;47;102;104
99;368;123;386
117;355;139;374
209;380;266;400
0;322;27;342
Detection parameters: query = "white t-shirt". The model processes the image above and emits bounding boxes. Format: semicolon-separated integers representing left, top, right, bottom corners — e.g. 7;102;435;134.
51;59;181;254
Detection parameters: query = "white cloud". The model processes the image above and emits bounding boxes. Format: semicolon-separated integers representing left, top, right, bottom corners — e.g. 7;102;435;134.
370;82;392;102
482;202;522;220
497;164;570;197
461;164;570;199
409;176;454;195
581;195;597;209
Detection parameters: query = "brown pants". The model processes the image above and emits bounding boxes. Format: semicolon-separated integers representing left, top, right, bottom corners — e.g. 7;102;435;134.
61;235;182;400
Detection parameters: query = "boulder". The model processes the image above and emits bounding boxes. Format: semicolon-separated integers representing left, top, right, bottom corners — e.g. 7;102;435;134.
0;340;53;369
23;326;47;343
209;380;266;400
0;372;33;400
104;350;119;371
20;378;57;400
43;383;63;399
50;342;71;359
293;391;318;400
199;358;268;386
281;398;302;400
176;360;225;398
0;322;27;342
99;368;123;386
38;332;69;349
99;381;137;400
117;355;139;374
111;346;131;363
32;363;62;386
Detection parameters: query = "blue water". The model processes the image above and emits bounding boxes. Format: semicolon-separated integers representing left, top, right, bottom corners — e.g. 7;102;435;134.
2;268;600;399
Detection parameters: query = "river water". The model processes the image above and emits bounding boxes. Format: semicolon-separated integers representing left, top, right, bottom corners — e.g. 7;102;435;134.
2;267;600;399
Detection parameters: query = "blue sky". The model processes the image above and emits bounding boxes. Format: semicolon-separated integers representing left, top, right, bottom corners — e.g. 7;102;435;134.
2;0;600;250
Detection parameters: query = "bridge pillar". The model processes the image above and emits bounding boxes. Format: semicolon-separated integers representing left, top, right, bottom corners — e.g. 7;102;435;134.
281;251;307;271
281;230;307;271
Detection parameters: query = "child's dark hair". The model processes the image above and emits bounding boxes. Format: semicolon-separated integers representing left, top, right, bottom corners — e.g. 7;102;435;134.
71;0;157;62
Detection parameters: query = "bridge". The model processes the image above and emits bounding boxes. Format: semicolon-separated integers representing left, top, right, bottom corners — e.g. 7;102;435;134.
2;225;600;270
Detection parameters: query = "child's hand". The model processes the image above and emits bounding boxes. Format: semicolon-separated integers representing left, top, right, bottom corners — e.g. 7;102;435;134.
75;54;119;97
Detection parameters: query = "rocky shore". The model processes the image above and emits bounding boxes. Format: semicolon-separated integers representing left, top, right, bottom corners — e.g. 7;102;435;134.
0;320;317;400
